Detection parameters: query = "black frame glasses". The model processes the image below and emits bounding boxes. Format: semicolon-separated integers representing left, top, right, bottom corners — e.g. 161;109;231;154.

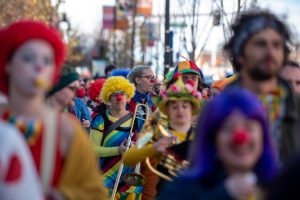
140;75;156;82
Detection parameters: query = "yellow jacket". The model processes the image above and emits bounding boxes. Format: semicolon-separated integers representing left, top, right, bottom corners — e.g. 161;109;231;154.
57;118;108;200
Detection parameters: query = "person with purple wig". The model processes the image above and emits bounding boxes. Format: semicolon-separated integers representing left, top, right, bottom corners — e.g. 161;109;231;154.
158;88;278;200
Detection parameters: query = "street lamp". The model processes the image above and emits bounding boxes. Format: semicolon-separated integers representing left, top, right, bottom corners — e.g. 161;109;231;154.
58;12;71;43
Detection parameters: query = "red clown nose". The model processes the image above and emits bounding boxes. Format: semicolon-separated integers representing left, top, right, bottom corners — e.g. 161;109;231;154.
232;129;249;145
76;88;86;98
116;94;123;101
186;79;195;87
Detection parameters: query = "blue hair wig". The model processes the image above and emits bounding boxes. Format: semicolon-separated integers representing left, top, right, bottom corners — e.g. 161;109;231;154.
109;68;132;78
186;87;278;185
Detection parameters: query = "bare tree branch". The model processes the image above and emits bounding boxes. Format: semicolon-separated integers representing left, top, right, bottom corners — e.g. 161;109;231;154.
196;23;214;61
195;15;212;46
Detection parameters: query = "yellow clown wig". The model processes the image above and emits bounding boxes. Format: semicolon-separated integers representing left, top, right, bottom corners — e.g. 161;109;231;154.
100;76;135;103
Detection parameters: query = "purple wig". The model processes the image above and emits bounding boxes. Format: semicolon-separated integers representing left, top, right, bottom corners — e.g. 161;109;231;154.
186;87;278;185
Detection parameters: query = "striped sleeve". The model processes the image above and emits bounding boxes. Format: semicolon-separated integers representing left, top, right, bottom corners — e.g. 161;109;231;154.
91;114;104;131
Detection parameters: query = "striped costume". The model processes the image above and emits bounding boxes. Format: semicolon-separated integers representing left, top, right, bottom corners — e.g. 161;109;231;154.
90;110;143;200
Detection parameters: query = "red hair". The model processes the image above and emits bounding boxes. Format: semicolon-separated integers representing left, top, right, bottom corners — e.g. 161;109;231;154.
88;78;106;102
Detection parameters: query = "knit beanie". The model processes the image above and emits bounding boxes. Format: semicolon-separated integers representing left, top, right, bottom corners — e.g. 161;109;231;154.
47;66;79;97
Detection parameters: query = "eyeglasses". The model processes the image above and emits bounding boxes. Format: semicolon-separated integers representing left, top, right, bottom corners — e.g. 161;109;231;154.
111;91;125;97
140;75;156;82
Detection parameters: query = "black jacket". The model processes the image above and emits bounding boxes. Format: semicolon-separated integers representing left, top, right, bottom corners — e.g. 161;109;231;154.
157;171;234;200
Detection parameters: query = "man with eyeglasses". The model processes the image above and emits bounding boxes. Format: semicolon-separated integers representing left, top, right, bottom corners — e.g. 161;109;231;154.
128;65;156;115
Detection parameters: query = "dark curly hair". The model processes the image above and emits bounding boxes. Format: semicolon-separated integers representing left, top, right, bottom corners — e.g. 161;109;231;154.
224;10;291;72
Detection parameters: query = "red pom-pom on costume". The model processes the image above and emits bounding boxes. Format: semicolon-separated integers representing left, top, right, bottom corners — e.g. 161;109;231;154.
232;129;249;145
76;88;86;98
88;78;106;102
0;20;65;95
173;72;183;81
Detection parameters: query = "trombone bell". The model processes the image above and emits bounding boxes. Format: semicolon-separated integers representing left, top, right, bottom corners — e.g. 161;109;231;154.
122;173;145;186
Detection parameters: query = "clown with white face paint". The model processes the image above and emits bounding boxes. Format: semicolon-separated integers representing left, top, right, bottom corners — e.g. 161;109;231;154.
7;39;55;96
0;20;107;199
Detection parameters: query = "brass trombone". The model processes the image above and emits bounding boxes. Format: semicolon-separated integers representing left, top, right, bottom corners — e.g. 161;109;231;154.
110;103;150;200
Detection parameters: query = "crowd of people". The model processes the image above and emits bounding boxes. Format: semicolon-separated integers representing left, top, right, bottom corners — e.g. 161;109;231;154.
0;9;300;200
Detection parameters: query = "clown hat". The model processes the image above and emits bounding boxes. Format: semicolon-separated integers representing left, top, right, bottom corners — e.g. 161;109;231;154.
165;59;204;85
174;60;201;75
158;77;201;116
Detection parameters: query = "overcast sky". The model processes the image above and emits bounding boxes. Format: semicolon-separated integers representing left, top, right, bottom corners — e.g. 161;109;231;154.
61;0;300;77
64;0;300;36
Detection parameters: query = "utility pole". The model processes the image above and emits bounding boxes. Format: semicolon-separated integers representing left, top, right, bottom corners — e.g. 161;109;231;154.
237;0;241;15
164;0;171;76
250;0;258;9
113;1;117;64
130;0;138;68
